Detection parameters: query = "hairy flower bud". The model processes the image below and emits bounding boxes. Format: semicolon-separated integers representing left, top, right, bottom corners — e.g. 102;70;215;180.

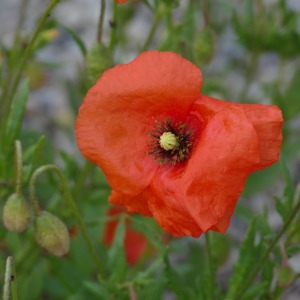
34;211;70;257
277;264;295;288
86;43;113;86
193;28;215;66
3;193;30;232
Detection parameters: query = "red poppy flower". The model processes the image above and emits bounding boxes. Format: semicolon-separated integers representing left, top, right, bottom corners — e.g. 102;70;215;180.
103;206;148;265
76;51;283;238
115;0;128;4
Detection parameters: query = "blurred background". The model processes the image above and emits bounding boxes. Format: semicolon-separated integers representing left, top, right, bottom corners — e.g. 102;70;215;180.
1;0;300;299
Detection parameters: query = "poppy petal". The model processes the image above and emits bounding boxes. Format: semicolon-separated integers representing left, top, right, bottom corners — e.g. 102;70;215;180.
148;171;203;237
76;51;202;196
192;95;283;168
237;103;283;168
109;190;153;216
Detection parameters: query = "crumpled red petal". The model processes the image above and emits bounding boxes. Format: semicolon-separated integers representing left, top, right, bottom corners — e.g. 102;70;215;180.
109;190;153;216
149;104;261;235
192;95;283;169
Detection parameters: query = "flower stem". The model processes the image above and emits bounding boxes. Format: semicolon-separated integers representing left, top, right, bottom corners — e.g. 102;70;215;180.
97;0;106;43
232;184;300;300
0;0;61;140
29;164;107;279
205;232;215;300
14;140;23;196
201;0;210;27
3;256;18;300
73;160;95;199
29;169;42;216
141;11;162;51
109;1;118;50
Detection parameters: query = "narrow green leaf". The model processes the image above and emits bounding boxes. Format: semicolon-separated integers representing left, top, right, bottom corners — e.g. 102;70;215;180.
242;282;269;300
136;256;164;281
129;215;166;254
164;255;196;299
284;68;300;120
83;281;109;299
30;136;46;169
4;79;30;156
275;196;289;221
55;21;87;56
280;157;294;204
108;215;127;282
275;157;294;222
226;218;260;298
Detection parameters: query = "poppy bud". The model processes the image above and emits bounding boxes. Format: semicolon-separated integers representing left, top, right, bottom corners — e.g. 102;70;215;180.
33;28;59;51
34;211;70;257
3;193;30;232
86;43;113;86
287;218;300;244
277;264;295;288
193;28;215;66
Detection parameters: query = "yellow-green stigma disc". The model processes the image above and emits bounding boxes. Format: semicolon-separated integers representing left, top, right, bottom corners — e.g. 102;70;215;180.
159;132;179;151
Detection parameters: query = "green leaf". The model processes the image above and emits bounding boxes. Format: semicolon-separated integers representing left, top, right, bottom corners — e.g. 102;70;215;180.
4;79;29;156
280;157;294;204
275;196;289;221
136;256;164;281
83;281;109;299
55;21;87;56
242;282;269;300
108;215;127;282
129;214;166;254
226;218;260;298
275;157;294;222
164;255;196;299
59;150;80;180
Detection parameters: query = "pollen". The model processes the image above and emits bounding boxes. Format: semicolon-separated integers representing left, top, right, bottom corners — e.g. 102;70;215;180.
159;132;179;150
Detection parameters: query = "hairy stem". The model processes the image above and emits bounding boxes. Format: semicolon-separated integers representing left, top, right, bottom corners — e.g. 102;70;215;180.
3;256;18;300
14;140;23;196
97;0;106;43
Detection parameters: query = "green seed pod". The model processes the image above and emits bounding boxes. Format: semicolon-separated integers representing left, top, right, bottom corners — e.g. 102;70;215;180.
3;193;30;232
86;43;113;86
34;211;70;257
277;265;295;288
193;28;215;66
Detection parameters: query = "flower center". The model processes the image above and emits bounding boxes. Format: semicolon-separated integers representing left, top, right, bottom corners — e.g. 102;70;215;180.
147;119;194;165
159;132;179;150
